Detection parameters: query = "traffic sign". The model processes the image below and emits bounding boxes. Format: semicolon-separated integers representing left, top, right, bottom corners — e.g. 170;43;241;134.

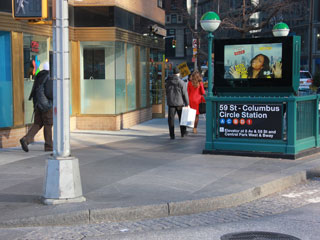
13;0;48;19
192;39;197;49
177;62;191;78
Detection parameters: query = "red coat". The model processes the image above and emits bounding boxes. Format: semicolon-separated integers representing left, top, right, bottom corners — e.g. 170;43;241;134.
187;81;205;115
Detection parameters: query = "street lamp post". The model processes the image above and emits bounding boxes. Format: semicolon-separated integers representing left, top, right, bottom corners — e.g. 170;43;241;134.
42;0;85;205
200;11;220;150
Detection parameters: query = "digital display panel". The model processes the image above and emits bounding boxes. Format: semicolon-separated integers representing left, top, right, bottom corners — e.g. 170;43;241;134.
224;43;282;79
214;36;300;93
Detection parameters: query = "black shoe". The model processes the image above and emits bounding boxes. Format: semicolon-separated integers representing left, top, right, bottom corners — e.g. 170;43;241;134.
181;131;188;138
170;135;175;140
20;138;29;152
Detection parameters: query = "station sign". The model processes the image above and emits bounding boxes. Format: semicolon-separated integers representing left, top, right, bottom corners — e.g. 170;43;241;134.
218;103;283;140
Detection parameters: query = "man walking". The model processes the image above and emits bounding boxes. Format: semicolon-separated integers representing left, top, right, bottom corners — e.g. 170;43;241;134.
166;68;189;139
20;62;53;152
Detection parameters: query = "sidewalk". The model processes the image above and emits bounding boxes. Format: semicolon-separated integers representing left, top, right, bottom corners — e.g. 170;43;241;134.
1;116;320;228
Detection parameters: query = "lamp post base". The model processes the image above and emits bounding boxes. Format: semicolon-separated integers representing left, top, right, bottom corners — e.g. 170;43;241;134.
42;196;86;205
42;156;85;205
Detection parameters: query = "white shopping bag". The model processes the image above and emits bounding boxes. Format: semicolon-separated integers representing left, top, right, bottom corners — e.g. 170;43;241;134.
180;107;196;128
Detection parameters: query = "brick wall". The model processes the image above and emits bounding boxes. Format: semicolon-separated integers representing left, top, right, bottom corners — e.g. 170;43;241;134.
0;126;44;148
76;108;152;131
122;108;152;129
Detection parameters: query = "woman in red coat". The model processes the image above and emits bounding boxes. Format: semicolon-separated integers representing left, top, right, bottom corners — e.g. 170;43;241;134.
187;71;206;134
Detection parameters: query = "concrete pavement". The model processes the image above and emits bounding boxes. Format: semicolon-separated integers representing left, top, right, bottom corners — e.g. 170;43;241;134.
0;116;320;228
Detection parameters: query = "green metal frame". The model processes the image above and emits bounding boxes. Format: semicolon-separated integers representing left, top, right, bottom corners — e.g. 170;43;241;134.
204;35;319;157
205;95;320;155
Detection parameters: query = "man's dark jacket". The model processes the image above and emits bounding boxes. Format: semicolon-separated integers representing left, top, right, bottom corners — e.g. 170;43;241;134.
28;70;53;111
166;74;189;107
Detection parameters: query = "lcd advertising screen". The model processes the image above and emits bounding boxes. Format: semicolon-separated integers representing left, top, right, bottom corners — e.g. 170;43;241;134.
214;36;300;93
224;43;282;79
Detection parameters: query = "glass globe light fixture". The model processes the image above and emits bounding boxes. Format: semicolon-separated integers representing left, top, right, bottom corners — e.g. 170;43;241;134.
200;11;221;32
272;22;290;37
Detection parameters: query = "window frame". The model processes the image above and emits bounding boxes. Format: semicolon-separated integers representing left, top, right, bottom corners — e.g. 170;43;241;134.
171;14;177;24
157;0;164;9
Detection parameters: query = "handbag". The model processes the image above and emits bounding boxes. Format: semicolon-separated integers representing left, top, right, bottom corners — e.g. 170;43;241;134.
199;98;206;114
180;107;196;128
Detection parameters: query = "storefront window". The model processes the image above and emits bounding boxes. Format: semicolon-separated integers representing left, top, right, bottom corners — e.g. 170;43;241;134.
0;0;12;13
84;48;105;79
127;44;136;111
79;41;141;115
140;47;147;108
0;31;13;128
115;42;126;114
80;42;115;114
23;34;49;124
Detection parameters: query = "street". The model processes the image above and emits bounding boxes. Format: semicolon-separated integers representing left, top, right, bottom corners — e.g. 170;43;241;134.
0;177;319;240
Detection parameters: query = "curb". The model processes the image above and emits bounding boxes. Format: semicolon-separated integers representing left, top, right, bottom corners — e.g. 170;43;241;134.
0;171;309;228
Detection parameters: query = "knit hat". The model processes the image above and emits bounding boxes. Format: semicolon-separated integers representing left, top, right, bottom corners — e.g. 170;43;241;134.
43;62;50;71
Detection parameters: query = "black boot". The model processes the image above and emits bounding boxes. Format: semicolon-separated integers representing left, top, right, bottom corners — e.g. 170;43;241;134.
20;138;29;152
169;127;175;139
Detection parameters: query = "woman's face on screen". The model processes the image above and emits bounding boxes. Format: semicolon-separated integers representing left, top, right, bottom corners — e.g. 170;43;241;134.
251;55;264;70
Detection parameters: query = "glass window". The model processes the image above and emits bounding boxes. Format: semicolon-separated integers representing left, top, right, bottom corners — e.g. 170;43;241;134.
140;47;147;108
70;6;165;37
83;48;105;79
115;42;126;114
166;15;171;23
171;14;177;24
23;34;49;124
317;29;320;52
167;29;176;36
126;44;136;111
0;0;11;13
80;42;115;114
171;1;177;10
150;63;162;105
157;0;163;8
0;31;13;128
71;6;115;27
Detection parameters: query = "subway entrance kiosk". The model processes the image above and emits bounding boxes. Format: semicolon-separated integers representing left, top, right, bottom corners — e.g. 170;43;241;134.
203;36;320;159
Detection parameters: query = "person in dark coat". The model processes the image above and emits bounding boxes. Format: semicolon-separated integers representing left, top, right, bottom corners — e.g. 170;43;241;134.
166;68;189;139
20;62;53;152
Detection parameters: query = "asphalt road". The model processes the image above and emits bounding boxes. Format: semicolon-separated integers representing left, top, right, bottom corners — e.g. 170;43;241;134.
0;178;320;240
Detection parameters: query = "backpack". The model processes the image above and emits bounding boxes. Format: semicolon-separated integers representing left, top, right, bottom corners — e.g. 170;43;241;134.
34;74;53;112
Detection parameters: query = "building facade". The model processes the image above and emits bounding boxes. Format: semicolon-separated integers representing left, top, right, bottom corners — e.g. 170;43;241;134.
164;0;194;70
0;0;165;148
165;0;320;75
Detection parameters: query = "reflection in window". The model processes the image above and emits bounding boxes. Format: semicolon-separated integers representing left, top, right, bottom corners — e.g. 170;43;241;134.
116;42;126;114
140;47;147;108
83;48;105;79
127;44;136;111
